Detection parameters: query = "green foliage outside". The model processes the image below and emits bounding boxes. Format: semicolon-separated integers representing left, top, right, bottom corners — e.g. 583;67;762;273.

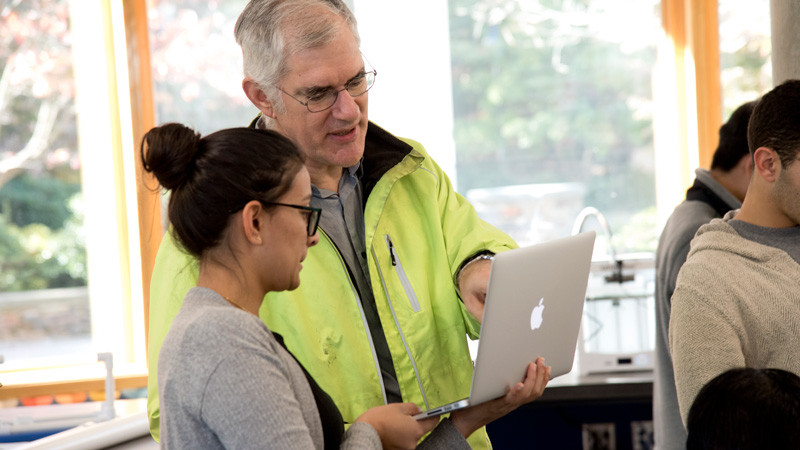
447;0;770;254
1;173;79;229
448;0;659;253
0;176;87;291
1;1;88;292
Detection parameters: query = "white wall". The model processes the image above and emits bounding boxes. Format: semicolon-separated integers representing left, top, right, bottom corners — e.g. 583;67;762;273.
352;1;458;184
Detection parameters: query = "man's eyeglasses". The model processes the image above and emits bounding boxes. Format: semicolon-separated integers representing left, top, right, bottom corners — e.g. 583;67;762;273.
260;202;321;236
277;69;377;113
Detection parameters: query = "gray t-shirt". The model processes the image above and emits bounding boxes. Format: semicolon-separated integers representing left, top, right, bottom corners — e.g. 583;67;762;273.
158;287;469;450
729;220;800;264
157;287;381;449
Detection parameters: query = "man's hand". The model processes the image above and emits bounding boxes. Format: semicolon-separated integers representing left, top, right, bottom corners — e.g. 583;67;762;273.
449;357;551;438
458;258;493;323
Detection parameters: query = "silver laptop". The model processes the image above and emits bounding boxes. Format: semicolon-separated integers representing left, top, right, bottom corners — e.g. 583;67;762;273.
414;231;596;419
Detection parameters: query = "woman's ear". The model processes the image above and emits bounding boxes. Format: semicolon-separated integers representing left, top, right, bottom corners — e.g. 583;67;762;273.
242;78;276;119
241;200;265;245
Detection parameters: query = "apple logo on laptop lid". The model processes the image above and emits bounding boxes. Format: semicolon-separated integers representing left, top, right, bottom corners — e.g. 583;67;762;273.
530;297;545;330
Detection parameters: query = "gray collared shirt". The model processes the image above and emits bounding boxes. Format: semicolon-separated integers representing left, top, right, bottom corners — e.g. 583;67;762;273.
311;162;402;403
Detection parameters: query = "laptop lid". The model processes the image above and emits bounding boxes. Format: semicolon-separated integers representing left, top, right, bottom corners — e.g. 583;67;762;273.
467;230;596;405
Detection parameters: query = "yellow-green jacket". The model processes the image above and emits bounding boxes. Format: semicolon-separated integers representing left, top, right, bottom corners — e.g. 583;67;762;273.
146;122;517;449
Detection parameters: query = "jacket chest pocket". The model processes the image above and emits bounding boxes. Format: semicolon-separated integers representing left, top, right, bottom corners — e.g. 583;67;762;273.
383;235;421;312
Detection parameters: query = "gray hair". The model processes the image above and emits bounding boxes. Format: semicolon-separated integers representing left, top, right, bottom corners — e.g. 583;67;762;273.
234;0;360;117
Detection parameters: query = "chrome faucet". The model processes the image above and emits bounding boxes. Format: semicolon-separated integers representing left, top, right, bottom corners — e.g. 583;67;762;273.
571;207;633;283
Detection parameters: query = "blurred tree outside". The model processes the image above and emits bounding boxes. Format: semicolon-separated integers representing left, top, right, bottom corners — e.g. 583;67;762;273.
448;0;771;253
148;0;256;133
718;0;771;116
448;0;661;253
0;0;86;291
450;0;660;251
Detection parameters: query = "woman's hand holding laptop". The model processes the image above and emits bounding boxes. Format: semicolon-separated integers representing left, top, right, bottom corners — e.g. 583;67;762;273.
355;402;440;449
449;357;551;437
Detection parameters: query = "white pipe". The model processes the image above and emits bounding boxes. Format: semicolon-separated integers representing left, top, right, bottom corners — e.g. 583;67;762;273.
16;411;150;450
96;352;115;421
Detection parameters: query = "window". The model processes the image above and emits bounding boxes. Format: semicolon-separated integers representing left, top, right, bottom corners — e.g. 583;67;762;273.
147;0;255;134
1;1;145;387
448;0;661;252
719;0;772;116
0;0;88;368
358;0;661;255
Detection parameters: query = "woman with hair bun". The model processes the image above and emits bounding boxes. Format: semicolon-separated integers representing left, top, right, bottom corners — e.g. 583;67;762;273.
142;124;550;449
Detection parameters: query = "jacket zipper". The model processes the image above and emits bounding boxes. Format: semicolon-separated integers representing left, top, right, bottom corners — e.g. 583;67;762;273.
322;229;389;404
385;235;422;312
374;235;429;409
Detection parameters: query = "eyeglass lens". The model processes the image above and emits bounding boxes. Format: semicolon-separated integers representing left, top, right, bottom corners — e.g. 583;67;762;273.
306;70;376;112
306;208;320;236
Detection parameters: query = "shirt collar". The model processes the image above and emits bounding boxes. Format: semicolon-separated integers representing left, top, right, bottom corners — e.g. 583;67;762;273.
311;159;363;199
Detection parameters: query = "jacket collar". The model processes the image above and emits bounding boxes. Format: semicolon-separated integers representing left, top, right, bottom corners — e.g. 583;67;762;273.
361;122;413;198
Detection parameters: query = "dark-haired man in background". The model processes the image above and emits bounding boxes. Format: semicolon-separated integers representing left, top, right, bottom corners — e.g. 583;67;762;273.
653;100;756;449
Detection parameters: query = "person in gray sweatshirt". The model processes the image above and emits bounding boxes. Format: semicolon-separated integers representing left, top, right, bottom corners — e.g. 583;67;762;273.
670;79;800;431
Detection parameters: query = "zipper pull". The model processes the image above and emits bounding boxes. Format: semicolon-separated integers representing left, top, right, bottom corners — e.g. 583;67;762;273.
387;236;397;266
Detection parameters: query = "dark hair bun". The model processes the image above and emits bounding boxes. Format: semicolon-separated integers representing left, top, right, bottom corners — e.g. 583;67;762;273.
141;123;202;190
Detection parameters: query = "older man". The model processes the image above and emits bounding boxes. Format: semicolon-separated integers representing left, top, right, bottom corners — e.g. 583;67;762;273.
147;1;521;448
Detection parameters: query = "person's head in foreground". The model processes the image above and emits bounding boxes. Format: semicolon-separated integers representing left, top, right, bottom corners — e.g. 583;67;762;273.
141;123;319;299
687;367;800;450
